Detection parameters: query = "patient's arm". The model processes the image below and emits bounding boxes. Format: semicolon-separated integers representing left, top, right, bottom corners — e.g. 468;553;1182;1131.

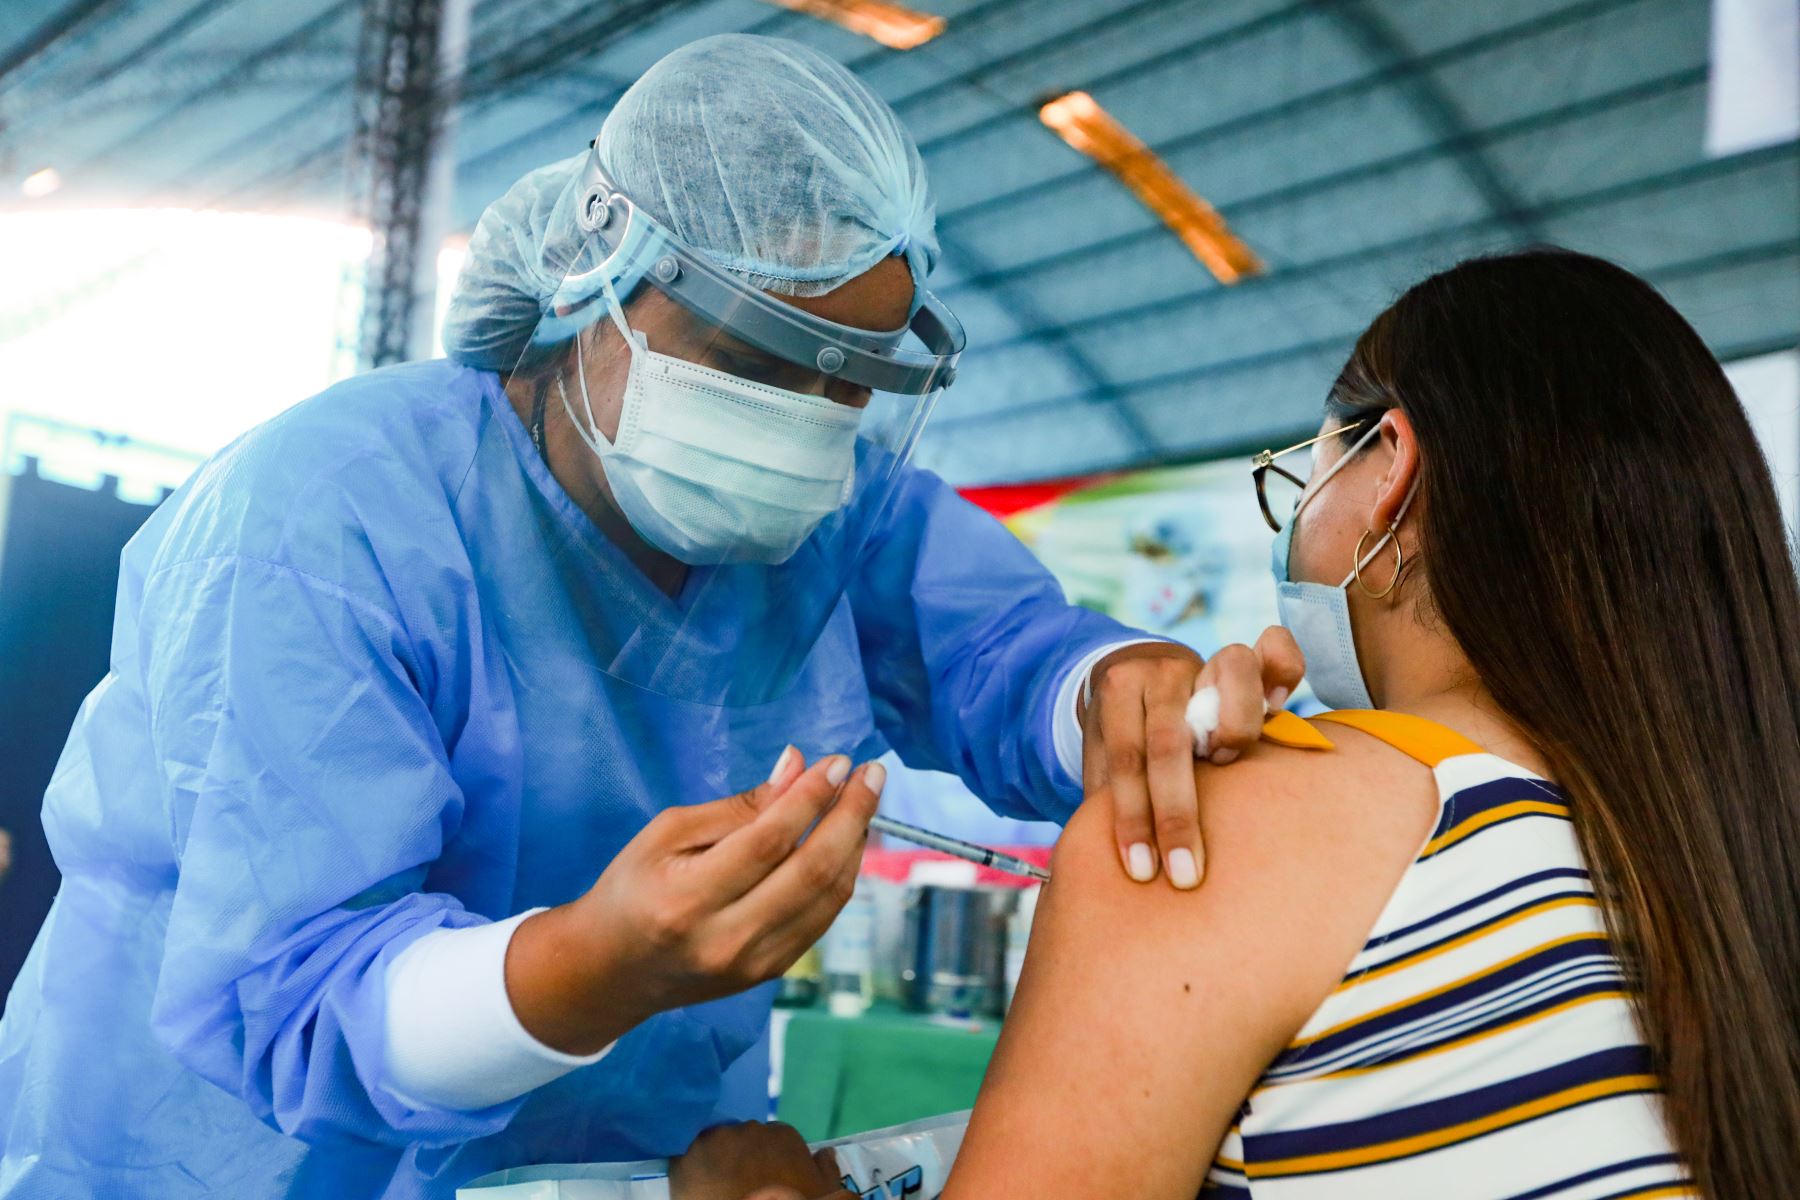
940;730;1437;1200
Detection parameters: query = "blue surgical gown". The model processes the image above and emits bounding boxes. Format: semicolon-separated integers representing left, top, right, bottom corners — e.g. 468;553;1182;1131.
0;360;1132;1199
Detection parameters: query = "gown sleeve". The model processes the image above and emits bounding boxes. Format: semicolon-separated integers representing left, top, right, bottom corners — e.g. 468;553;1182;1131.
140;551;521;1148
847;465;1139;824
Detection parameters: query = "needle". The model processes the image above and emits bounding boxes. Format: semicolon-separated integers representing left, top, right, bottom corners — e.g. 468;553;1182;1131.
869;814;1051;883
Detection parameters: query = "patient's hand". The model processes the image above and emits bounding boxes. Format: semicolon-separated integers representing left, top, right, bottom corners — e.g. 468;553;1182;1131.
669;1120;852;1200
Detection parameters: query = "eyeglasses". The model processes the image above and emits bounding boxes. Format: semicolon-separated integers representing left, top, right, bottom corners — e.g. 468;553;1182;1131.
1250;421;1368;533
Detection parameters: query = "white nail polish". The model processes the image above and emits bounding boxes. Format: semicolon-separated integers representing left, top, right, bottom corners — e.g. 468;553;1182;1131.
826;757;850;786
1127;842;1156;882
1168;848;1200;890
865;761;887;796
1266;687;1290;715
767;746;795;785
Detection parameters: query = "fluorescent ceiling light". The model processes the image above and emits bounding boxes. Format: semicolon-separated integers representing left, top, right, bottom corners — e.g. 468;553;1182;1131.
764;0;944;50
1040;91;1263;285
20;168;62;199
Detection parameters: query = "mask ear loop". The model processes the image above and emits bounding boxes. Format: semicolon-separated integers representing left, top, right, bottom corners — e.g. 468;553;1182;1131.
554;276;644;461
1348;478;1420;597
597;276;645;355
1293;420;1384;524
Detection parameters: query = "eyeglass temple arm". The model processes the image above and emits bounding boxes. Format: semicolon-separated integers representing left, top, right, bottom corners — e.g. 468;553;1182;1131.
1262;419;1367;463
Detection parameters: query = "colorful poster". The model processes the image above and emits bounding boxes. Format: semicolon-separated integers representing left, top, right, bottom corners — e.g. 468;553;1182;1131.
963;455;1283;661
873;454;1293;849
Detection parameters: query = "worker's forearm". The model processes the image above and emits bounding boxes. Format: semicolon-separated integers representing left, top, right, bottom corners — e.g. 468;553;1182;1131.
505;903;657;1056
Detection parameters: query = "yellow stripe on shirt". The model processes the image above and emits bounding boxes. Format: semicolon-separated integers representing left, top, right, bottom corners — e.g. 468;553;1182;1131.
1249;1074;1662;1177
1317;991;1630;1080
1333;896;1603;993
1422;799;1571;857
1299;930;1609;1046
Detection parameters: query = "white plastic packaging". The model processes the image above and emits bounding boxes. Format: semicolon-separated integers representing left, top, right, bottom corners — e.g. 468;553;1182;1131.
455;1111;971;1200
815;1110;969;1198
454;1161;671;1200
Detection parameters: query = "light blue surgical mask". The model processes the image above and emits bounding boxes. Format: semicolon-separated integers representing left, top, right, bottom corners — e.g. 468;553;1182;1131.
1270;422;1416;711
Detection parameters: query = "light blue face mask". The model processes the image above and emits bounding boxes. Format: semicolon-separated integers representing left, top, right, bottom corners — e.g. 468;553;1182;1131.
1270;422;1416;711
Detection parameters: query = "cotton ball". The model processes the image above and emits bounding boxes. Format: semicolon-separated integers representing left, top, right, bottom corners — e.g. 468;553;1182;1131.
1186;686;1221;757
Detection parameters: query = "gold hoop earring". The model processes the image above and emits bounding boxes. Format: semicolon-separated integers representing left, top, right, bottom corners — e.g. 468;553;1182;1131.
1352;527;1404;599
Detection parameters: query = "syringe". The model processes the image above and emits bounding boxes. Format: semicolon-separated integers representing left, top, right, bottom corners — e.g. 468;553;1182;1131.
869;814;1051;883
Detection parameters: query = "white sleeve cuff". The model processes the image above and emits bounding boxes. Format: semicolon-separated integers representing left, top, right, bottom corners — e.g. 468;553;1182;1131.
1051;638;1169;783
383;908;613;1112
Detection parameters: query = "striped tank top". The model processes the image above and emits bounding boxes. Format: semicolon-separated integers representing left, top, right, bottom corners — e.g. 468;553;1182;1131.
1203;710;1693;1199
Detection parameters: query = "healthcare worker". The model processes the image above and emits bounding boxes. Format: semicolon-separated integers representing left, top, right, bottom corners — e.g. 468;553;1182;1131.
0;34;1297;1200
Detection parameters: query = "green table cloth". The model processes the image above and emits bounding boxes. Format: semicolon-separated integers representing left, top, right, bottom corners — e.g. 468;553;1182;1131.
776;1003;1000;1142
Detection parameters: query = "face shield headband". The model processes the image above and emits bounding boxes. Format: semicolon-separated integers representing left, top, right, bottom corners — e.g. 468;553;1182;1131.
533;150;965;398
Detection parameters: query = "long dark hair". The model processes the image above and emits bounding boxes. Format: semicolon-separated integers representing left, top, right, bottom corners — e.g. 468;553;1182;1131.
1327;248;1800;1196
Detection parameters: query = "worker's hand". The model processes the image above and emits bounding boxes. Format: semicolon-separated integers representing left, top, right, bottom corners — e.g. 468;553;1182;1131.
669;1120;851;1200
1081;628;1304;890
507;749;882;1055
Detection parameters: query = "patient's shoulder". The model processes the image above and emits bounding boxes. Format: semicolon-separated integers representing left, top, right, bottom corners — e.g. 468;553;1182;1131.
1054;718;1442;890
952;724;1451;1197
1046;722;1442;1045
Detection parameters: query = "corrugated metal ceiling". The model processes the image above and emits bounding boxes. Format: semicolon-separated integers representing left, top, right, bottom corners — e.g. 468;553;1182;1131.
2;0;1795;482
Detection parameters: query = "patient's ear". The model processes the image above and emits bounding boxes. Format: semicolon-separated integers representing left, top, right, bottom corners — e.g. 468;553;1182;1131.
1369;409;1421;532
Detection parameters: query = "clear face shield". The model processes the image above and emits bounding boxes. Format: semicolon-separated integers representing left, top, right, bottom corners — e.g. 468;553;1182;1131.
502;150;965;707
